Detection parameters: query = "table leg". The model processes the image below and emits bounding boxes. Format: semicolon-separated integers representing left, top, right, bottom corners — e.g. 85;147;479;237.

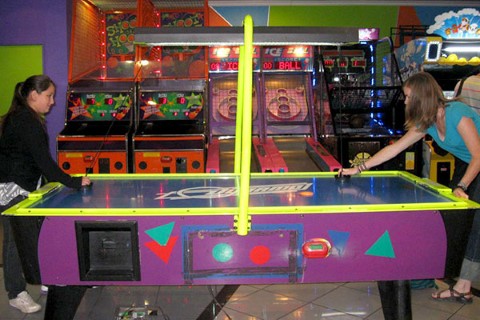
377;280;412;320
44;285;87;320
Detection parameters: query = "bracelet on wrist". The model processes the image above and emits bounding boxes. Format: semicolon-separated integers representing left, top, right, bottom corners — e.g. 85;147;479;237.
356;162;367;173
455;181;468;192
360;163;368;171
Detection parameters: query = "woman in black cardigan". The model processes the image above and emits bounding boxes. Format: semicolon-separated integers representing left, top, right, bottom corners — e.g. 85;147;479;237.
0;75;90;314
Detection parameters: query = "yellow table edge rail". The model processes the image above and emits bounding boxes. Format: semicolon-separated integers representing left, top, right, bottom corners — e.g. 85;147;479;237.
4;169;479;217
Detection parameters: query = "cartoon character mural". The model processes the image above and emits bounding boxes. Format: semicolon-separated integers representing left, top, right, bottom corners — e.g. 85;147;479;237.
427;8;480;39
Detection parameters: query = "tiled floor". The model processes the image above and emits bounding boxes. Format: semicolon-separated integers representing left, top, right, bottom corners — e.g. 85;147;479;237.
0;273;479;320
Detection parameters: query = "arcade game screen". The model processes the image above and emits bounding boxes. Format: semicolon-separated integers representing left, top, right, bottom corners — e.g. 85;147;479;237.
66;92;133;122
138;91;204;122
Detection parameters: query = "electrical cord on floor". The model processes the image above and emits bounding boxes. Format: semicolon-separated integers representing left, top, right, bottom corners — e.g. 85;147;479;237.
157;305;170;320
208;285;233;320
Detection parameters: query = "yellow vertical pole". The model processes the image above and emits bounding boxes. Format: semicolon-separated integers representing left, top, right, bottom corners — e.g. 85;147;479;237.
234;46;245;174
235;15;253;236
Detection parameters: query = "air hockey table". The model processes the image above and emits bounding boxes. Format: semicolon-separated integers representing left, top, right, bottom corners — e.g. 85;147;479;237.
4;171;479;319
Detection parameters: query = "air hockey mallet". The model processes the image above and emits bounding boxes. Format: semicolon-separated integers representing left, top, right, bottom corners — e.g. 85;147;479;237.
335;168;351;183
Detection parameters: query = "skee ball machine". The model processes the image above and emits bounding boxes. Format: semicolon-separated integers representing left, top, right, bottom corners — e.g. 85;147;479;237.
132;2;208;173
260;44;341;172
57;0;137;174
206;45;284;173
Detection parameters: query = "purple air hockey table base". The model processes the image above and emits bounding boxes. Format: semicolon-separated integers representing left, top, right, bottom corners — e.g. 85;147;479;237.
38;210;445;286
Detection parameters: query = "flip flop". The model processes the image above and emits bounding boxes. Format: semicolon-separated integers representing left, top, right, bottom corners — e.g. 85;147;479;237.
432;285;473;304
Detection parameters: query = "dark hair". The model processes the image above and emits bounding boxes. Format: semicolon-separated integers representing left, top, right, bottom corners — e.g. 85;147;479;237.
402;72;450;131
0;75;55;136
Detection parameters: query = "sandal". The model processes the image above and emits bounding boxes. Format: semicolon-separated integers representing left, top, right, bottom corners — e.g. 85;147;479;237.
432;285;473;304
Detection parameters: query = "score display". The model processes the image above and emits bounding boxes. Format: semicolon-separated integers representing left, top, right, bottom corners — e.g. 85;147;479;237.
323;57;367;68
208;46;260;72
262;60;304;71
321;49;366;69
261;46;313;72
208;46;313;72
86;97;115;105
177;96;186;104
209;61;240;72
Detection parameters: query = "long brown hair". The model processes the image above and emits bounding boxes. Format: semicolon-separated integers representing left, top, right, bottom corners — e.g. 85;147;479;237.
403;72;450;131
0;75;55;136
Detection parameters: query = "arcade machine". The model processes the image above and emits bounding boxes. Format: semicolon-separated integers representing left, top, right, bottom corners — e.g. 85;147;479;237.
134;79;206;173
318;34;422;175
259;45;342;172
132;3;208;174
207;45;287;173
57;0;137;174
57;83;135;174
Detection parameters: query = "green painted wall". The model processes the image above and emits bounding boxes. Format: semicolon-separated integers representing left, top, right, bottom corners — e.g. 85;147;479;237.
269;6;398;39
0;45;43;115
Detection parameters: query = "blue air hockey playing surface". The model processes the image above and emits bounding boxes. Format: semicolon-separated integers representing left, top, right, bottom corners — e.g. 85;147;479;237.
29;172;454;210
6;171;478;287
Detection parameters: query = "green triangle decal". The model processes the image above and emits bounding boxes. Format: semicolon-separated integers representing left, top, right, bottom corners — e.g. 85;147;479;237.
365;231;395;258
145;222;175;246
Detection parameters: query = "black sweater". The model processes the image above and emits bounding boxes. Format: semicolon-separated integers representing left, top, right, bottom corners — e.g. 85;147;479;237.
0;107;81;192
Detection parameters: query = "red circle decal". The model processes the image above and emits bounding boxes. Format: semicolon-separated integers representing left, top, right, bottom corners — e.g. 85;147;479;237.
250;245;271;265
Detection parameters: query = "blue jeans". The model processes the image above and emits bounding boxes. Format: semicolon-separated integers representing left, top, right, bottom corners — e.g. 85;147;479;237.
451;158;480;281
1;195;27;299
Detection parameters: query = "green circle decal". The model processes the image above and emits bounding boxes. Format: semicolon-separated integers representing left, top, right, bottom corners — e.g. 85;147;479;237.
212;243;233;262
